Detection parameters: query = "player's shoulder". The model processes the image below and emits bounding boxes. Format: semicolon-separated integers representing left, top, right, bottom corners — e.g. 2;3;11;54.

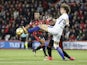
62;13;68;17
61;13;68;19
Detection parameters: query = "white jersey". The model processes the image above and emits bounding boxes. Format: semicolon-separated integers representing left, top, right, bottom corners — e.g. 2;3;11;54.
53;13;69;31
53;13;69;34
48;13;69;42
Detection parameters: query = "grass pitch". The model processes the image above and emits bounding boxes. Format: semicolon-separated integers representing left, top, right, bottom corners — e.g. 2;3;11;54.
0;49;87;65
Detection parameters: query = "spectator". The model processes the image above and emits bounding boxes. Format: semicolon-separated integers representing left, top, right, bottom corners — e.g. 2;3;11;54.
0;0;86;41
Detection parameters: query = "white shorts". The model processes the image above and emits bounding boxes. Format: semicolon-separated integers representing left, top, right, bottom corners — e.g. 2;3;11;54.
48;26;62;43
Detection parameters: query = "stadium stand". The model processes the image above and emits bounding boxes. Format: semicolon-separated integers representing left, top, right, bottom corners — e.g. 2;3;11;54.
0;0;87;41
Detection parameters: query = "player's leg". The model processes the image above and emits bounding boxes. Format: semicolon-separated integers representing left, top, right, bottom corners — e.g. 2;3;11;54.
59;39;70;58
34;45;47;57
42;46;47;57
54;42;65;60
40;26;65;60
40;41;48;57
63;50;70;59
22;24;49;34
47;47;52;60
53;35;65;60
24;41;28;49
28;24;50;33
35;46;47;57
23;24;54;34
22;26;40;34
63;50;75;60
38;24;49;32
23;24;65;60
59;39;75;60
46;39;54;60
34;38;47;57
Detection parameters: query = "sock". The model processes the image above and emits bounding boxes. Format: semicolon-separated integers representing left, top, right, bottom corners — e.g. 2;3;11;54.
47;39;53;57
56;47;65;60
28;26;40;33
47;47;52;57
63;50;70;58
43;46;47;56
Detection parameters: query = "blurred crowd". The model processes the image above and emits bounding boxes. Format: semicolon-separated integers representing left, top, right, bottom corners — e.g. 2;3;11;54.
0;0;87;41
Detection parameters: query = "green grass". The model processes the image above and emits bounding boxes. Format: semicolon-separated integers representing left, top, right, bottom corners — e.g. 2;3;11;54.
0;49;87;65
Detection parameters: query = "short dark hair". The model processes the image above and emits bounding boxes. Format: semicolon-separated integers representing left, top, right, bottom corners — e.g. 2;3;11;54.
60;3;71;14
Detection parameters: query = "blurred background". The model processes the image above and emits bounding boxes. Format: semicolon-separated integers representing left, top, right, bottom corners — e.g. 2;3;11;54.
0;0;87;49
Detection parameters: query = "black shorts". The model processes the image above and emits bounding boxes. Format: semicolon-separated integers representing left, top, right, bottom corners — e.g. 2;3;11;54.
21;37;26;42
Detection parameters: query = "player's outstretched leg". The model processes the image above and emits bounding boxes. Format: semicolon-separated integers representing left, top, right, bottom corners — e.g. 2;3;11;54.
23;24;49;34
22;26;40;34
28;26;40;33
28;24;49;33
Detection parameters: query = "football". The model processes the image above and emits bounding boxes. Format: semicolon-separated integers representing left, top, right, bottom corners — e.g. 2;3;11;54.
16;28;24;35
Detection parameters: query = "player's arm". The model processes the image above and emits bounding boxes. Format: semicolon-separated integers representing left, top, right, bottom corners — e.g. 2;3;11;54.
65;19;69;27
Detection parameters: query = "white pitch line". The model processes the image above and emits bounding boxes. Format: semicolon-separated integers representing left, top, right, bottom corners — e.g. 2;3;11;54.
0;60;87;63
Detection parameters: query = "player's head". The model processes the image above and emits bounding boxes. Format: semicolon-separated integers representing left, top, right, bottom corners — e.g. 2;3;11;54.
60;3;71;14
34;12;40;20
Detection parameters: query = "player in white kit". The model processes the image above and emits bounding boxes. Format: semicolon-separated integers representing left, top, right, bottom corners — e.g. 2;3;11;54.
22;3;71;60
